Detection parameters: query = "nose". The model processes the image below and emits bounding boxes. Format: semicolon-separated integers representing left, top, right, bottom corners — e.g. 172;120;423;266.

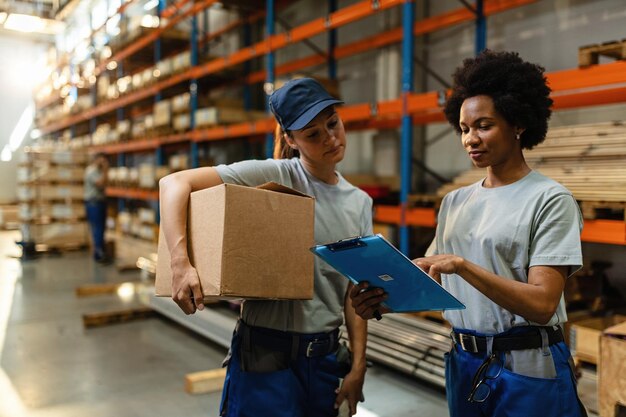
464;129;480;147
324;126;337;145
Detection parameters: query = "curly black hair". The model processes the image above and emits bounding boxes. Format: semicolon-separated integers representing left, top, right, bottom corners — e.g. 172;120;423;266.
443;50;553;150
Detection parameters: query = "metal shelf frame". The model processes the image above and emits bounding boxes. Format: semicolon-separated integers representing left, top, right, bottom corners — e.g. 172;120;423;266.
38;0;626;249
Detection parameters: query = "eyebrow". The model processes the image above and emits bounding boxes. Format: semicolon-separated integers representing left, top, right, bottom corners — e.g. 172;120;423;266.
460;117;495;125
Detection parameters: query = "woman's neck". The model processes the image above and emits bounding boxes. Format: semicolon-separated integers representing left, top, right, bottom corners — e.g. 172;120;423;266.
484;155;531;188
300;159;338;185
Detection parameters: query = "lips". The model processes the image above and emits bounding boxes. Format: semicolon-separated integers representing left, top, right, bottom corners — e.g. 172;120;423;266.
326;146;342;155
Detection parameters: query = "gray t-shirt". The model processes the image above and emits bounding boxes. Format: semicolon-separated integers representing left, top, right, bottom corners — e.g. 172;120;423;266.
215;158;373;333
427;170;583;377
84;165;105;201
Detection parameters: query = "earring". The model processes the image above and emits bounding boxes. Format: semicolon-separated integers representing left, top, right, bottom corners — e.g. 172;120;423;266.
515;132;521;141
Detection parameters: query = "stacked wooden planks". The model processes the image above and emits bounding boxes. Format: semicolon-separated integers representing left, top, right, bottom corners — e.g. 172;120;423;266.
437;121;626;218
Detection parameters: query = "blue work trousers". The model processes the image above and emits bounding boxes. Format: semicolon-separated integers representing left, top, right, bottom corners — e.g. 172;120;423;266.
220;325;344;417
85;200;106;259
446;328;587;417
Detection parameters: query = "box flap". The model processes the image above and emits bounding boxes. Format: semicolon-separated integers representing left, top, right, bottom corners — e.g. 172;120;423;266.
256;182;313;199
604;321;626;337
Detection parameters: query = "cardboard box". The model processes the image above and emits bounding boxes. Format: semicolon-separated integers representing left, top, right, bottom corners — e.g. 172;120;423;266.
599;321;626;417
570;315;626;364
156;182;314;301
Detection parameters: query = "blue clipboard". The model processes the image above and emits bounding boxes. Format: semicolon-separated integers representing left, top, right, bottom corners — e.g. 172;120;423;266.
311;234;465;313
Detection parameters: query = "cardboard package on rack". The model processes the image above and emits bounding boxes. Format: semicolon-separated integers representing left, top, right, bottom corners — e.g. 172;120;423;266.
599;321;626;417
156;182;315;302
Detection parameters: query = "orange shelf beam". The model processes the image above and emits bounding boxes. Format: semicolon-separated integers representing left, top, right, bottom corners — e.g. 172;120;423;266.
193;0;402;80
374;206;437;228
581;220;626;246
40;0;534;134
162;0;192;19
41;0;140;82
106;187;159;201
94;132;191;154
374;205;626;246
246;0;538;84
97;0;218;74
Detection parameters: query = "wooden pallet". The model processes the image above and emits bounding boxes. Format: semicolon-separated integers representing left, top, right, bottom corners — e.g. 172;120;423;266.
185;368;227;394
75;281;144;297
579;39;626;67
82;306;155;328
33;243;88;253
438;123;626;206
580;201;626;220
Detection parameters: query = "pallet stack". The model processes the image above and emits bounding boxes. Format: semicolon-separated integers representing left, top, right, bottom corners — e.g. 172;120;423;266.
437;121;626;221
16;147;89;251
579;39;626;67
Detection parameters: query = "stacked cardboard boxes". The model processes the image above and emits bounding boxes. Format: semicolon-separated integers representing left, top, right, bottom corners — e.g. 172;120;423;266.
17;148;89;249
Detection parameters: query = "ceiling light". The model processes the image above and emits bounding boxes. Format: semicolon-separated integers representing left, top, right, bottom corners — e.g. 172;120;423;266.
3;13;65;35
4;14;45;33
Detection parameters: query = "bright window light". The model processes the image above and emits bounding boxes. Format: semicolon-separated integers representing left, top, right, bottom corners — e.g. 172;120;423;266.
0;12;7;25
0;145;11;162
9;104;34;151
4;14;45;33
144;0;159;11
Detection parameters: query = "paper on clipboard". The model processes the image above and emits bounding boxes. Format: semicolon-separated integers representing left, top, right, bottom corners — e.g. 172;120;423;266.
311;234;465;313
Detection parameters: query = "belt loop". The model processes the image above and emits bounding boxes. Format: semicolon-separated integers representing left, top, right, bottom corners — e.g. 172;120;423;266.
486;336;494;356
290;335;299;361
329;330;337;352
539;328;550;356
241;322;252;352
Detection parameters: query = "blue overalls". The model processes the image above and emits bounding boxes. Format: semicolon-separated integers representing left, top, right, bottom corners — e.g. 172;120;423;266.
220;321;347;417
446;326;588;417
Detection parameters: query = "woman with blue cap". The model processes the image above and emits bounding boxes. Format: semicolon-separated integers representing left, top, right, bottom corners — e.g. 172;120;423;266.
159;77;371;416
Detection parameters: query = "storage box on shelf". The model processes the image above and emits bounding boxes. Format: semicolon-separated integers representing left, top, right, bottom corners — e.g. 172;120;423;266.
570;314;626;366
0;205;19;230
599;321;626;417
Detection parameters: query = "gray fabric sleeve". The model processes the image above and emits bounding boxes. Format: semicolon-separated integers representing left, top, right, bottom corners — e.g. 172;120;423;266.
214;159;290;187
529;193;583;276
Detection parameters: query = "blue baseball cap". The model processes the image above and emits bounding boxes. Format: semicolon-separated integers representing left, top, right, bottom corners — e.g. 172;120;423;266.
269;78;343;131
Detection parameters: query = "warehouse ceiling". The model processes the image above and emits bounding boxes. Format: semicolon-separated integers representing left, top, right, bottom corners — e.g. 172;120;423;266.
0;0;68;39
0;0;64;20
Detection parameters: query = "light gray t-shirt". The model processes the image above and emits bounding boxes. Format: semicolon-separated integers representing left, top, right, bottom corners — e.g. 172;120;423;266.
427;170;583;377
215;158;373;333
84;165;105;201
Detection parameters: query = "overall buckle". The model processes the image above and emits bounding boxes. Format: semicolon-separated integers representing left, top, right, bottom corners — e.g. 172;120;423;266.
305;339;329;357
456;333;479;353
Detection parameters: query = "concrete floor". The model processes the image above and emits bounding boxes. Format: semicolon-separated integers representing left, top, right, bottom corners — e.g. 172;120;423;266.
0;230;449;417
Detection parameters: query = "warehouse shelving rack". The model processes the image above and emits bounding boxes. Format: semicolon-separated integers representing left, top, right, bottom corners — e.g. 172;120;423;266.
36;0;626;248
32;0;626;391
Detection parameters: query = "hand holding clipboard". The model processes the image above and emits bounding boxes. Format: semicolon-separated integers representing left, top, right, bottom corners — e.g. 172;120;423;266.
311;235;465;319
